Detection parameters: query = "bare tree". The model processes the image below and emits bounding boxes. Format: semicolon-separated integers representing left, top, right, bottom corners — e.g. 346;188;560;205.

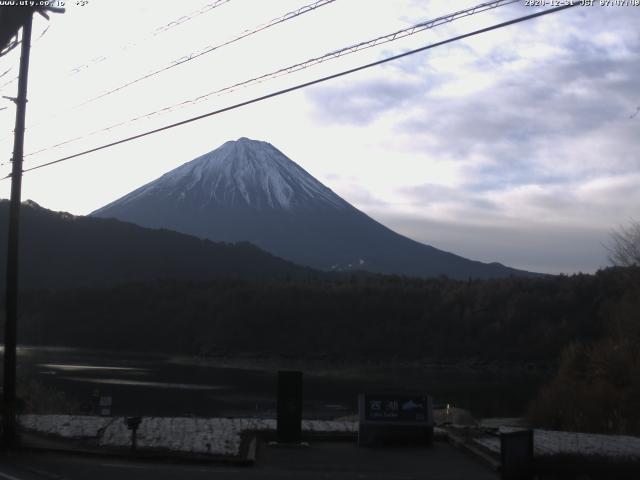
607;220;640;267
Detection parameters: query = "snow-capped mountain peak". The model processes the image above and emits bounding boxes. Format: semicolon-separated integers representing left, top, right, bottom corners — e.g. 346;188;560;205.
101;138;346;213
92;138;533;279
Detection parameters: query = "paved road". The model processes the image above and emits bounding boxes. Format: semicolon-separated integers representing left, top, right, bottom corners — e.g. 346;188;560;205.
0;441;498;479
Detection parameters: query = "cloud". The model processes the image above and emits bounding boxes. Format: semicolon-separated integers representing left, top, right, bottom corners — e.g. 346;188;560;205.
307;75;426;125
11;1;637;276
399;182;500;212
308;4;640;185
371;211;610;274
325;174;391;208
304;3;640;273
400;45;640;177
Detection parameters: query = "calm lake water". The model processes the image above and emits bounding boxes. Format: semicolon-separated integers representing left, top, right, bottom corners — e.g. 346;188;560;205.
12;346;550;420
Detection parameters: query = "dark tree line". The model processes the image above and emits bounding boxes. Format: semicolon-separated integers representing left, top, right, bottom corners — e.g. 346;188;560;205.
10;266;639;364
528;270;640;434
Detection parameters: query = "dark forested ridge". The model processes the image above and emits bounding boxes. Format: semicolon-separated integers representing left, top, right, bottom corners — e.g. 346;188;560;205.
2;200;638;370
14;267;640;363
0;200;314;289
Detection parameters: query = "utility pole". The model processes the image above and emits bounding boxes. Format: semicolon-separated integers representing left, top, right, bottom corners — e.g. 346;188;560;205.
2;11;33;448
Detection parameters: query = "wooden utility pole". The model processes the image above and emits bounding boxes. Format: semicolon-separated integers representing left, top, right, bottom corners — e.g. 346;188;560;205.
2;11;33;448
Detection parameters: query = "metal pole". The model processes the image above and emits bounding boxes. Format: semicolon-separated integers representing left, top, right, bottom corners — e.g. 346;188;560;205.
2;12;33;448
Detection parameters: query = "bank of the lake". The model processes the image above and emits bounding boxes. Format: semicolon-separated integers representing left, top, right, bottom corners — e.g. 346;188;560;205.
10;346;551;420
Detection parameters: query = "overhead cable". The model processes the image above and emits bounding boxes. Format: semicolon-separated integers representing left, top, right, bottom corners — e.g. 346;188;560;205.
23;0;519;158
76;0;338;106
0;3;579;180
68;0;234;77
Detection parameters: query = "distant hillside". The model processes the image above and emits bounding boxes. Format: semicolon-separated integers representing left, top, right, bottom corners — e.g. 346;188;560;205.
0;200;314;290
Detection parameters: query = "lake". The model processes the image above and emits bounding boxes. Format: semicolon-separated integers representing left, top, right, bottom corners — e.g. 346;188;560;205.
9;346;550;420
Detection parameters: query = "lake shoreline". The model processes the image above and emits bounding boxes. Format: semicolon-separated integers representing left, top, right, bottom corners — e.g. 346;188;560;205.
13;344;556;377
168;352;556;378
11;345;551;419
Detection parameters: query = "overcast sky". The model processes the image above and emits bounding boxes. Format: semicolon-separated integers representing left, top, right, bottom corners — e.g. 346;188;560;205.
0;0;638;274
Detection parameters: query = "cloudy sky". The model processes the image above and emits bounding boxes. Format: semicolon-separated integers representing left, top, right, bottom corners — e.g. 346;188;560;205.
0;0;638;274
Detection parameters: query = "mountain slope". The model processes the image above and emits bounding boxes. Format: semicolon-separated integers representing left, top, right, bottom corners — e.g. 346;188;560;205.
0;200;313;290
92;138;535;279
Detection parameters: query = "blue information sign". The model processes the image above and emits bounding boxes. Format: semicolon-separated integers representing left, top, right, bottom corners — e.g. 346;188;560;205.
364;395;430;422
358;393;434;447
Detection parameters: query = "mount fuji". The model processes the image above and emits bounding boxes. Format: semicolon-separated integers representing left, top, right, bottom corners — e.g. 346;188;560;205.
91;138;532;279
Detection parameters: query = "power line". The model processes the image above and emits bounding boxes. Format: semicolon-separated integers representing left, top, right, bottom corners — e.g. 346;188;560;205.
0;76;18;94
22;0;520;158
0;1;232;127
68;0;338;107
9;0;338;152
0;38;20;58
34;23;50;42
67;0;233;77
0;0;55;63
0;22;53;96
89;0;519;112
151;0;233;36
0;3;578;180
0;67;13;81
177;0;521;106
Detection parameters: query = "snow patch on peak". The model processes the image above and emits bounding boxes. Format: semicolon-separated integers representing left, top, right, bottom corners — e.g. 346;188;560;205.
158;138;347;211
93;138;350;215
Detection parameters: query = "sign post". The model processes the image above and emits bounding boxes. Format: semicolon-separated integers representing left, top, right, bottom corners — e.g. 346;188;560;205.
125;417;142;452
358;393;434;447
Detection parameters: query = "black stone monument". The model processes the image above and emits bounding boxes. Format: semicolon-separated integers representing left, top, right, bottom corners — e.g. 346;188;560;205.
500;429;534;480
277;370;303;444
